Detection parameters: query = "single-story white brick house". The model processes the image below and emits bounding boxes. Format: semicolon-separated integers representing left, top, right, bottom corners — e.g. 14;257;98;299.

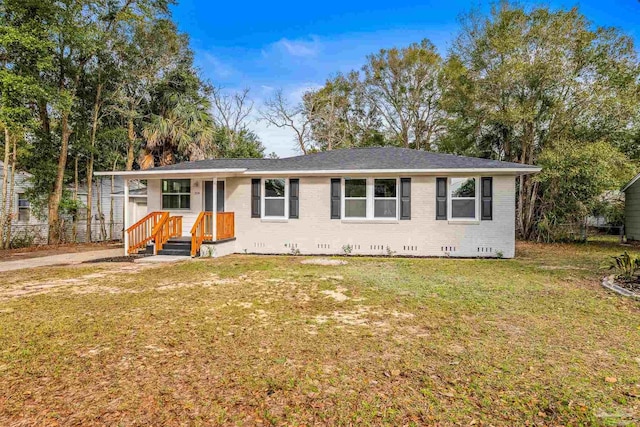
96;147;540;258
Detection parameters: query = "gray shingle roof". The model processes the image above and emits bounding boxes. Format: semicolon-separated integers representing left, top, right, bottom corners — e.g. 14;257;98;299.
150;147;539;172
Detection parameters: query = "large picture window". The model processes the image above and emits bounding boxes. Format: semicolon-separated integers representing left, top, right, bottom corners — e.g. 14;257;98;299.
264;178;286;218
450;177;477;219
343;178;399;220
344;178;367;218
162;179;191;210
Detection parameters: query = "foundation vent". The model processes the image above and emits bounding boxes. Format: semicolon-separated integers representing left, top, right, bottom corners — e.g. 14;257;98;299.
284;243;298;249
477;247;493;253
441;246;456;252
317;243;330;249
370;245;385;251
254;242;266;248
403;245;418;251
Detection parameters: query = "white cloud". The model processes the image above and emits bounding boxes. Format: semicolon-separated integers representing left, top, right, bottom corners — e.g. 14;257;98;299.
198;52;236;79
269;37;321;58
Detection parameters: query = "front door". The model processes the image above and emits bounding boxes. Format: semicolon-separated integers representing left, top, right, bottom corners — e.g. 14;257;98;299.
217;181;225;212
204;180;225;213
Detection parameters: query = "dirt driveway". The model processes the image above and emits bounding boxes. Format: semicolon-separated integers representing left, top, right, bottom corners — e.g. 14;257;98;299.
0;247;124;272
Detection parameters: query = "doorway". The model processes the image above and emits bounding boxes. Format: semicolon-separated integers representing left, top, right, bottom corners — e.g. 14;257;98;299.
204;180;225;212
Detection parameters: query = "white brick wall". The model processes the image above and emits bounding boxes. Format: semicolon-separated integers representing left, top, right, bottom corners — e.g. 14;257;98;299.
226;175;516;258
145;175;517;258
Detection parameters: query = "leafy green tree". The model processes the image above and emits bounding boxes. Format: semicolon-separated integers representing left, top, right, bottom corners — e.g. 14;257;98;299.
362;39;444;150
0;0;53;247
303;72;384;150
111;17;185;170
535;140;633;241
212;127;265;158
303;39;444;150
440;4;640;239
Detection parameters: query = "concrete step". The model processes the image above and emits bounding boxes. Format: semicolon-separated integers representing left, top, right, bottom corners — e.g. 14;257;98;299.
157;248;191;256
163;242;191;251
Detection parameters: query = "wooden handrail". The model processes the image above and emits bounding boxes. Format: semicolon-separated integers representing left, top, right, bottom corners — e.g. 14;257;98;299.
126;211;165;254
190;212;213;257
216;212;235;240
126;212;183;255
169;216;182;238
153;213;183;253
190;212;235;257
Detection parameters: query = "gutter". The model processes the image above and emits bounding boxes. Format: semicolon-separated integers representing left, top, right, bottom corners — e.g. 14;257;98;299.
95;167;541;177
95;168;248;177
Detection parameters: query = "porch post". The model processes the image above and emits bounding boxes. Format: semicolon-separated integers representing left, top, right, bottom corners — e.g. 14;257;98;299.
123;178;129;256
212;177;217;241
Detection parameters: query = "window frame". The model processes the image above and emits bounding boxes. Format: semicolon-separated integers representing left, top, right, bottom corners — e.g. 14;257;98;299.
448;176;480;221
261;178;288;219
17;192;30;222
161;179;191;211
373;178;398;219
341;177;399;221
343;178;368;219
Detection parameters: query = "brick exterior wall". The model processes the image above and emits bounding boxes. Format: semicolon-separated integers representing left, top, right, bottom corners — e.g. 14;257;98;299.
146;174;517;258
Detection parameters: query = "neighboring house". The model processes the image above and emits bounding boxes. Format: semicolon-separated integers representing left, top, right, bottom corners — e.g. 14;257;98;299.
0;161;45;244
0;160;146;245
623;173;640;241
99;147;540;258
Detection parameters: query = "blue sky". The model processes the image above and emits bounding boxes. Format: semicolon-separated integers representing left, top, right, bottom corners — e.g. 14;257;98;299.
171;0;640;157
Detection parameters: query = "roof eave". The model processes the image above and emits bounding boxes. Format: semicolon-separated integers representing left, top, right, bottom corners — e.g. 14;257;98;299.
94;168;248;177
622;172;640;192
242;167;541;175
95;166;541;177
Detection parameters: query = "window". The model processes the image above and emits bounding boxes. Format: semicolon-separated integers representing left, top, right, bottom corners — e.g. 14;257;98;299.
344;178;367;218
17;193;29;222
342;178;399;220
374;179;397;218
162;179;190;210
450;177;477;219
264;178;286;218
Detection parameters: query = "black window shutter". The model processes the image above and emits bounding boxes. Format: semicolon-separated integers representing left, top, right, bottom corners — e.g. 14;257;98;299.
436;177;447;220
400;178;411;220
481;177;493;220
251;178;261;218
289;178;299;219
330;178;341;219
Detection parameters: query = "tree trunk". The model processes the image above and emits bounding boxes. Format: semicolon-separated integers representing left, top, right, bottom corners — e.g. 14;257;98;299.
126;116;135;170
96;178;106;240
48;112;71;244
516;122;538;239
86;83;103;242
110;157;117;239
72;156;78;242
0;127;10;248
5;137;17;249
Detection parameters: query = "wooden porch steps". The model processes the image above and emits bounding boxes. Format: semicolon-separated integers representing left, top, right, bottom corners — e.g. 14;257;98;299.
157;237;192;257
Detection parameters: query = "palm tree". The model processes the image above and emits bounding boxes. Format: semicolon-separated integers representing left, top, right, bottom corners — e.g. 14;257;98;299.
141;66;214;167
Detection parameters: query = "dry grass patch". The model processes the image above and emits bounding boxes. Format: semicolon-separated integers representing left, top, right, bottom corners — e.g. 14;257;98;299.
0;241;639;425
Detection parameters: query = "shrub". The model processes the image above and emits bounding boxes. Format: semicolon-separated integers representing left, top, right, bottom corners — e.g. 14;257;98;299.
603;251;640;280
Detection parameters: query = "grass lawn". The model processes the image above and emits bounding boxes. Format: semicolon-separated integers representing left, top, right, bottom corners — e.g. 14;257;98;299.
0;240;639;426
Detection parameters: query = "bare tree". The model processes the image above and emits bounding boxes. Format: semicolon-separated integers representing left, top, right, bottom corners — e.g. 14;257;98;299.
363;39;444;150
260;89;313;154
303;89;349;150
211;87;254;150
